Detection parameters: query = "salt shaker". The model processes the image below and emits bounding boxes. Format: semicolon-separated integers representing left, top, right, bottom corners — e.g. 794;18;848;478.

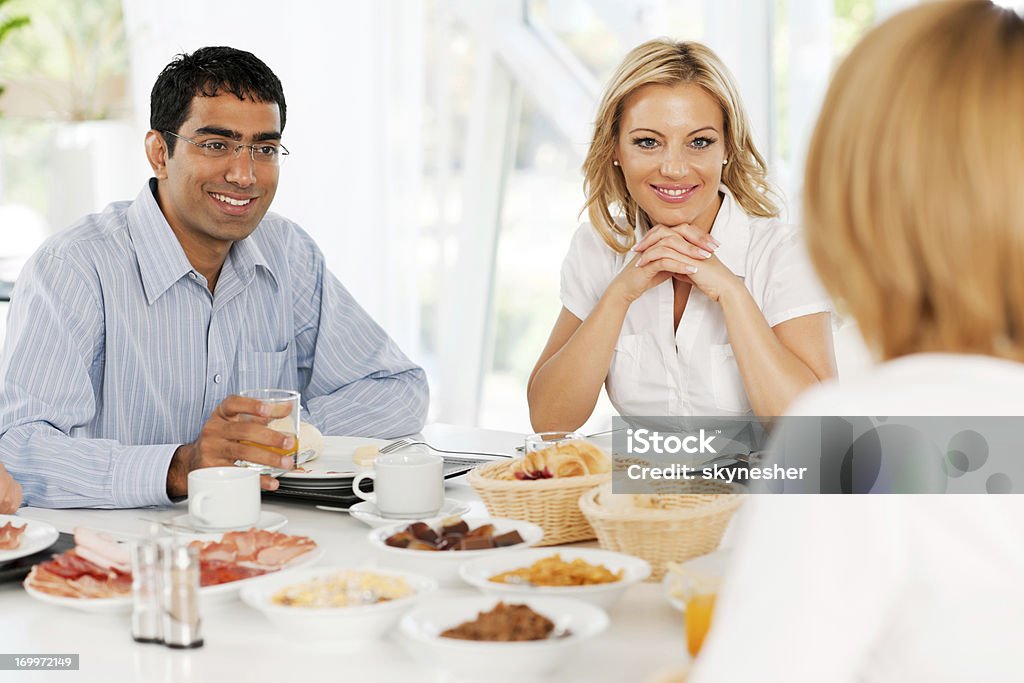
130;526;163;643
161;541;204;649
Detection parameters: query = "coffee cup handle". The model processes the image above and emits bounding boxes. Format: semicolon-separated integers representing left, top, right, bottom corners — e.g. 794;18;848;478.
351;472;376;502
191;491;213;526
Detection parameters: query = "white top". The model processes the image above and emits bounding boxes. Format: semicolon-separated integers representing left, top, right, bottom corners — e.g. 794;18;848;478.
560;187;831;416
690;354;1024;683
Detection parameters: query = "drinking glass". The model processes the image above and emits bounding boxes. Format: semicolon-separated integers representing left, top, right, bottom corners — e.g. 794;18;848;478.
524;431;585;453
237;389;300;469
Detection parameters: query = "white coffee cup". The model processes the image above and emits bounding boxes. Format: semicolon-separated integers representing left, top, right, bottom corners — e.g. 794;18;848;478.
188;467;261;531
351;451;444;519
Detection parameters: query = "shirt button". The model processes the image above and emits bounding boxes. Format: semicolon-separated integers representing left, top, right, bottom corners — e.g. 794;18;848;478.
189;272;197;279
213;374;222;384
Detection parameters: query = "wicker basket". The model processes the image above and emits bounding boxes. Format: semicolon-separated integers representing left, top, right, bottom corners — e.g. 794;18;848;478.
579;482;744;580
468;459;610;546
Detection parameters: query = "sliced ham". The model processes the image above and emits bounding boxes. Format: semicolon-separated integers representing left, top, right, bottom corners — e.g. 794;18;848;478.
73;527;130;573
25;527;317;600
253;542;316;568
0;521;27;550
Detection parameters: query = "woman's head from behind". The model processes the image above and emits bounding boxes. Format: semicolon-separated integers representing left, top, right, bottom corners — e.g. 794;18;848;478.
805;1;1024;361
583;39;778;253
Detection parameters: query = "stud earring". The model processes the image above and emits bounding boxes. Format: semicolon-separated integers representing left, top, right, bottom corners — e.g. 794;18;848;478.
613;160;620;166
722;158;728;165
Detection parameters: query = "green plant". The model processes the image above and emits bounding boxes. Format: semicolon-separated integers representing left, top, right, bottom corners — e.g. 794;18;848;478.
0;0;30;103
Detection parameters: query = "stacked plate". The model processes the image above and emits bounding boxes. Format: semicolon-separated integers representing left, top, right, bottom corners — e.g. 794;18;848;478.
266;436;390;506
275;436;387;489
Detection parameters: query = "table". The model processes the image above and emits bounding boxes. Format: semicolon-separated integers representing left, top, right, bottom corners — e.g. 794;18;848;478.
0;425;694;683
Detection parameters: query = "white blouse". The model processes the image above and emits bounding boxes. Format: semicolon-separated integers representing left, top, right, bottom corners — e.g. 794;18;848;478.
560;187;832;416
690;354;1024;683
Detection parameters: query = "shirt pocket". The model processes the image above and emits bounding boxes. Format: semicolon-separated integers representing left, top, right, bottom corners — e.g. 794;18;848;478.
709;343;751;414
238;344;292;391
607;333;672;415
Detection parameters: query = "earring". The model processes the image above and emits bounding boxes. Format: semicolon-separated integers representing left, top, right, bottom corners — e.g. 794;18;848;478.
722;158;728;165
612;160;620;166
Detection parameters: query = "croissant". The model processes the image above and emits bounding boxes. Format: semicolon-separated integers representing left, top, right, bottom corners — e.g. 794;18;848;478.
506;441;611;480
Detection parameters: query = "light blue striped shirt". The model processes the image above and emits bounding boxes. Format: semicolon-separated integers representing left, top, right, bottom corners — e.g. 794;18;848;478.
0;180;428;508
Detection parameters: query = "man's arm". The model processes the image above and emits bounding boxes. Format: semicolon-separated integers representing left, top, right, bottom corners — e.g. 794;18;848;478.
0;250;177;509
291;232;428;438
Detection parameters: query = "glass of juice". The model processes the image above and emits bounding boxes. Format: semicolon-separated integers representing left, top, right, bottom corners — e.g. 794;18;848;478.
237;389;300;470
685;592;717;657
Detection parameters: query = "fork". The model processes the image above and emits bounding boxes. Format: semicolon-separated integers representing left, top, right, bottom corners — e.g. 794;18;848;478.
378;438;512;459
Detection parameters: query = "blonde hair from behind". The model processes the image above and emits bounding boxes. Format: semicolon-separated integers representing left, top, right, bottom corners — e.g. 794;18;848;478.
583;39;779;253
804;1;1024;361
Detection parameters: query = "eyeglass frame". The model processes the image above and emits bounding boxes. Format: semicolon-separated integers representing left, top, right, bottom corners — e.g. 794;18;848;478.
160;130;290;164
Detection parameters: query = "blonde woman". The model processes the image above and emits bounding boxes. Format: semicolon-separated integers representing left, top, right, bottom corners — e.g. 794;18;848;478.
691;3;1024;681
528;40;835;430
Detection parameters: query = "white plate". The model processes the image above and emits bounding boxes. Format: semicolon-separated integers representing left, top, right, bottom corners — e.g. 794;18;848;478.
348;498;471;528
0;515;59;564
399;595;608;681
459;547;651;610
162;511;288;540
241;566;437;645
23;545;322;613
277;436;390;482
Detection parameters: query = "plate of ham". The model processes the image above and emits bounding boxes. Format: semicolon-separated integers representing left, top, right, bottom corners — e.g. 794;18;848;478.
0;514;59;564
23;527;321;613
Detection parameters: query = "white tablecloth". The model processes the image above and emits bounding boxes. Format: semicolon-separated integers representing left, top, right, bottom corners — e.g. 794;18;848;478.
0;425;693;683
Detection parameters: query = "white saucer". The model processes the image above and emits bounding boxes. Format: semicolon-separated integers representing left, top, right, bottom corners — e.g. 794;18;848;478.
164;511;288;539
348;499;471;528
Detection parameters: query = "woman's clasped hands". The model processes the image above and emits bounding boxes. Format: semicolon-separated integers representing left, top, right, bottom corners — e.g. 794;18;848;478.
612;222;741;304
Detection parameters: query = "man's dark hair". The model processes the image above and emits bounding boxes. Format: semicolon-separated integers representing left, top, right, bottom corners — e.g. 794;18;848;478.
150;46;286;155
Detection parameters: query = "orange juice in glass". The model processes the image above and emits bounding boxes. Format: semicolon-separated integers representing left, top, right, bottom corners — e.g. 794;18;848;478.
238;389;300;467
666;551;728;659
684;593;717;657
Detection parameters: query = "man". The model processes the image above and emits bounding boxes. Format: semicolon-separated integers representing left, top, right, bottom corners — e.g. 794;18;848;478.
0;47;428;508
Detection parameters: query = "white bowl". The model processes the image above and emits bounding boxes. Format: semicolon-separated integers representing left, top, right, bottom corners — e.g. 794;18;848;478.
399;595;609;682
240;566;437;645
459;547;650;610
367;517;544;587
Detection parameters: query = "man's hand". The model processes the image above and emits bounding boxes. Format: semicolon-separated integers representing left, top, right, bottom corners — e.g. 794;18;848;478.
0;462;23;513
166;395;297;498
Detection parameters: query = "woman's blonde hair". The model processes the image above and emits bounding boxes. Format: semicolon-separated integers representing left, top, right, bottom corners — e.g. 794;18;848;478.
582;39;779;253
804;1;1024;361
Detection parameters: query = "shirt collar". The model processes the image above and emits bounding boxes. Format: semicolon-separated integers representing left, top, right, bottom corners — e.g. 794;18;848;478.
126;179;277;303
708;185;750;277
126;179;195;305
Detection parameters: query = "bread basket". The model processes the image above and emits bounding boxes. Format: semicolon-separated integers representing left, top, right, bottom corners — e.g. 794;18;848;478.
579;481;744;580
468;459;609;546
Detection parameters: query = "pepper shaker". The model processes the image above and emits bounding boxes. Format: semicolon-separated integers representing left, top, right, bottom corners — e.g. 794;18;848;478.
161;541;203;649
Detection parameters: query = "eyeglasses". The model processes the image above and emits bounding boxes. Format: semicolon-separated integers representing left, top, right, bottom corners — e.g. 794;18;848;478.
161;130;290;165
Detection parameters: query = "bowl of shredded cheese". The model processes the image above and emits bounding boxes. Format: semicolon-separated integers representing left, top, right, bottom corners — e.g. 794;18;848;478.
241;567;437;644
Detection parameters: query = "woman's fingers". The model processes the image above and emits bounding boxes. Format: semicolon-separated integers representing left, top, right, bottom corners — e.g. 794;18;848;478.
635;238;711;267
635;223;719;253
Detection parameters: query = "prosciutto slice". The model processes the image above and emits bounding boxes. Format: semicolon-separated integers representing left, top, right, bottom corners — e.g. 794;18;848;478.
0;521;27;550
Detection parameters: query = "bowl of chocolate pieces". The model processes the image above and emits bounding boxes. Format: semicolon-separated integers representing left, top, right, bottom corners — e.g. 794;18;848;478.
368;517;544;586
398;595;608;681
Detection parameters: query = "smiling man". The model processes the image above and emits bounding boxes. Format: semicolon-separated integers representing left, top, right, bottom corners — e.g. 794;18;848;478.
0;47;428;508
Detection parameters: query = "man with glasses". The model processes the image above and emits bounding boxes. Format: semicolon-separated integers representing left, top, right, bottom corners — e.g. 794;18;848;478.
0;47;428;508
